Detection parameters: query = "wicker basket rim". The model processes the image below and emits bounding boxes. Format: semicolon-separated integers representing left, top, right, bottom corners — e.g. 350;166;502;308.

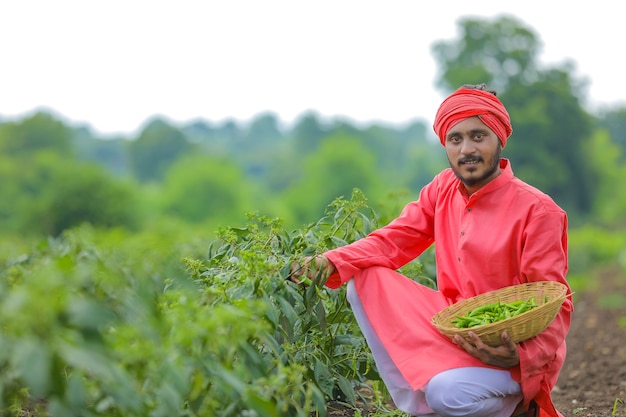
431;281;568;331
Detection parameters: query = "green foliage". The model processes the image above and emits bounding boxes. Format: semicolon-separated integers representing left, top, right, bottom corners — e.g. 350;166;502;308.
284;134;385;225
0;152;138;236
73;130;131;177
432;15;598;218
1;14;626;240
568;226;626;282
160;155;254;225
291;111;329;155
128;118;193;183
503;70;595;216
0;223;284;416
599;107;626;159
402;142;448;194
0;111;73;158
584;130;626;225
240;112;283;152
189;190;382;412
612;397;625;416
3;14;626;415
0;192;434;416
432;15;541;93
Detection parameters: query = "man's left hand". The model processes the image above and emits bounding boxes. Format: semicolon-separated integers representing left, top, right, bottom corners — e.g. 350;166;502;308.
453;331;520;368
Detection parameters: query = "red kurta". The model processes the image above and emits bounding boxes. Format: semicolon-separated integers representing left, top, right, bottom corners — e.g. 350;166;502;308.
324;159;573;417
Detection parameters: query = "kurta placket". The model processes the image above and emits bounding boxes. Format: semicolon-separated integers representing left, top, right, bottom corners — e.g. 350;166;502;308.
458;189;473;265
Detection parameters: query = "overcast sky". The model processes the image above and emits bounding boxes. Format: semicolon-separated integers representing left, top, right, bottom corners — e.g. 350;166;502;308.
1;0;624;136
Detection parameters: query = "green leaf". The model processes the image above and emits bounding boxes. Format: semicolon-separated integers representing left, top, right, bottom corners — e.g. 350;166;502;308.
65;372;87;409
314;358;335;398
48;398;79;417
65;297;115;332
277;295;298;328
264;302;280;327
311;384;328;417
12;337;52;396
315;299;327;332
337;374;356;405
150;382;183;417
334;334;358;346
329;236;348;247
229;226;249;236
245;391;280;417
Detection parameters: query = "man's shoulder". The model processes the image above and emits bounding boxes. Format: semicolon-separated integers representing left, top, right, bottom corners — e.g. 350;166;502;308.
420;168;461;198
432;168;458;186
509;177;565;214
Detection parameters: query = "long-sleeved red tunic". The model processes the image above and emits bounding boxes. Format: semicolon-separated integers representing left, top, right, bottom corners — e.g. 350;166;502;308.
324;159;573;417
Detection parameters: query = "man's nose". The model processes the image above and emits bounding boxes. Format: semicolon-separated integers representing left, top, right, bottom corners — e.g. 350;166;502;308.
460;139;476;154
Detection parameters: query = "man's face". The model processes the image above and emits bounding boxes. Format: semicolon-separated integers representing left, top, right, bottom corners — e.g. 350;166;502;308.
444;116;502;195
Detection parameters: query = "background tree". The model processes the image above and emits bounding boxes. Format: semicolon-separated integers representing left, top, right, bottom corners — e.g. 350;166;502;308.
0;111;73;157
183;118;243;154
584;130;626;226
403;139;449;195
503;69;596;217
128;118;193;183
359;121;437;188
73;126;131;177
283;133;384;225
290;111;329;155
597;106;626;160
160;155;257;226
4;12;626;239
0;152;137;236
431;15;597;219
237;112;285;178
432;16;541;93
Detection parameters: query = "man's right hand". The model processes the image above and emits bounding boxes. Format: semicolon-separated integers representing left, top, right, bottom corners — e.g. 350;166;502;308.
289;255;336;285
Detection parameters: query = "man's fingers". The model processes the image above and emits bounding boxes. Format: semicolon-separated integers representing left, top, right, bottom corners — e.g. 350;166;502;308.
288;257;314;283
501;331;518;354
466;331;485;348
453;330;519;368
287;255;333;285
453;334;474;351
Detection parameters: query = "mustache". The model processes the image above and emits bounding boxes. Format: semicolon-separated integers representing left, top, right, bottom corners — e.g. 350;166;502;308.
458;156;483;164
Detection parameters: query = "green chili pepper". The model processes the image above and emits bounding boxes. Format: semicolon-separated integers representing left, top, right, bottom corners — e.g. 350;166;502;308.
450;296;540;328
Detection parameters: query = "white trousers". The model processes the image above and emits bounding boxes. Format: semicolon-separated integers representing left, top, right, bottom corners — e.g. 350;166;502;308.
346;280;523;417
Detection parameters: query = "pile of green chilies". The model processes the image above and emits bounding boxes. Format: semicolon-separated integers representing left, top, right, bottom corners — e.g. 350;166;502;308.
451;296;543;329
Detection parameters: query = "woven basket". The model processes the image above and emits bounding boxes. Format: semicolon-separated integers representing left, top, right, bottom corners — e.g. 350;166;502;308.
431;281;568;347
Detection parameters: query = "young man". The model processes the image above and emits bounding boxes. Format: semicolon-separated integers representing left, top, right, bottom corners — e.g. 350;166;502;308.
290;84;573;417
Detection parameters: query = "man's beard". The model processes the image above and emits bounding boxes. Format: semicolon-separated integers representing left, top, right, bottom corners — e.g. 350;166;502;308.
449;145;502;188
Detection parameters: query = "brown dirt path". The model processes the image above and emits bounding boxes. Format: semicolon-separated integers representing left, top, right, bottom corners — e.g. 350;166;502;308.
551;265;626;417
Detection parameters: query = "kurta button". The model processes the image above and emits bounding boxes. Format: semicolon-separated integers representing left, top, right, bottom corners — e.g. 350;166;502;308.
460;231;465;236
457;257;461;261
467;208;471;212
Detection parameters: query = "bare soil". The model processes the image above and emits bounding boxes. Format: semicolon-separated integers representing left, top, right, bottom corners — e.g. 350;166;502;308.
551;266;626;417
325;265;626;417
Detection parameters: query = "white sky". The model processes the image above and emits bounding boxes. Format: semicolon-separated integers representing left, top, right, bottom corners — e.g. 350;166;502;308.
1;0;625;136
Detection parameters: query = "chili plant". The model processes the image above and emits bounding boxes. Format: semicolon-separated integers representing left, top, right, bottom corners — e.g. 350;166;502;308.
0;189;435;416
185;190;382;413
186;189;436;414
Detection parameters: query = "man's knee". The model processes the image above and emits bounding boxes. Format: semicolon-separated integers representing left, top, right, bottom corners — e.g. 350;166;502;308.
425;373;473;416
425;370;521;417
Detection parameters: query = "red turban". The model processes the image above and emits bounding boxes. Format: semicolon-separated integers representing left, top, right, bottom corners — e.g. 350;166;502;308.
433;87;512;148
